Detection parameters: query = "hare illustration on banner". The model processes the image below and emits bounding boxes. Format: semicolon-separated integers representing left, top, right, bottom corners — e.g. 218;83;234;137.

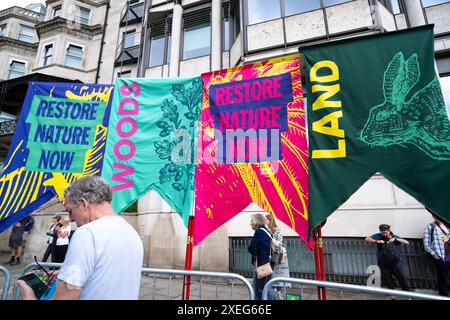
302;25;450;238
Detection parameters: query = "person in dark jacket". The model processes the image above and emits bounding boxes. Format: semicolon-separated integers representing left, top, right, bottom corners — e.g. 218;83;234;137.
7;221;25;265
247;213;275;300
365;224;410;291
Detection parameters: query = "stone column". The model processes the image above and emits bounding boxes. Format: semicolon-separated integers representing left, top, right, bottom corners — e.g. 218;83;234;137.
211;0;222;70
169;3;183;77
403;0;426;27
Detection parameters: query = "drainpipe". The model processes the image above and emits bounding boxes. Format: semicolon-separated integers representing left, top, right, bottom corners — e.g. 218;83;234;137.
169;2;183;77
211;0;222;70
137;0;153;78
95;0;110;84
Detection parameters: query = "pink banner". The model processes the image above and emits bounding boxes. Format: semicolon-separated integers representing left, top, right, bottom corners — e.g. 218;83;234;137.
194;55;313;249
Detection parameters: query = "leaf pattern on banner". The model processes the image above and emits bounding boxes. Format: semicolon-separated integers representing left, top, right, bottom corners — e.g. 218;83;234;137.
155;79;202;203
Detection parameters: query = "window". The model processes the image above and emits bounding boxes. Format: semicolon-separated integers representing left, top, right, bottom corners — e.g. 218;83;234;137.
53;5;61;17
379;0;402;14
118;70;132;78
148;19;171;67
247;0;281;25
8;61;26;79
75;6;90;25
0;24;6;36
231;2;240;41
183;9;211;60
149;35;165;66
437;55;450;116
65;44;83;68
43;44;53;66
322;0;352;7
223;2;230;51
421;0;450;7
183;23;211;59
123;30;136;48
440;76;450;117
224;17;230;51
18;25;34;43
284;0;320;16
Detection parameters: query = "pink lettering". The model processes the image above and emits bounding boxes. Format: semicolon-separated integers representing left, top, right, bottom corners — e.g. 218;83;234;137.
215;87;226;106
271;106;281;128
251;81;262;101
116;118;138;138
272;77;283;98
120;82;141;97
112;162;134;191
118;98;139;116
114;139;136;161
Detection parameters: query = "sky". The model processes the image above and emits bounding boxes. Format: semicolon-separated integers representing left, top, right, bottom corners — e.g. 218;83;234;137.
0;0;45;11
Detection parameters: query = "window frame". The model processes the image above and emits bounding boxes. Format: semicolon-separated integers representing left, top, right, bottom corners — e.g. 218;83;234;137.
182;6;212;60
7;59;27;80
52;5;62;18
42;43;54;66
148;17;172;67
64;43;84;69
117;70;132;78
18;24;35;43
123;29;136;49
0;24;7;36
75;5;91;25
245;0;357;26
421;0;450;8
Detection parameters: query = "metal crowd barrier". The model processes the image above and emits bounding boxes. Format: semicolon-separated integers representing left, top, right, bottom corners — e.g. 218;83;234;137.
140;268;255;300
0;265;11;300
12;262;255;300
262;277;450;300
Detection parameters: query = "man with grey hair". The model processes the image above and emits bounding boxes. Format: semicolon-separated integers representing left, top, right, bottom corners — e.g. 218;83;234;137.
18;175;144;300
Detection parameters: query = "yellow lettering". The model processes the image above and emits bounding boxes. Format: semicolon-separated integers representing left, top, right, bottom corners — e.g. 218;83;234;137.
310;61;339;83
312;140;346;159
312;111;345;138
312;84;342;111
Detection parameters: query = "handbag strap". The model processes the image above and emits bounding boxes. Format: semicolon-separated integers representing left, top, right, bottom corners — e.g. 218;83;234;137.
260;227;272;239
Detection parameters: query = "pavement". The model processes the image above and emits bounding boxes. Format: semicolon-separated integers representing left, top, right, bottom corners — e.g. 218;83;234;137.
0;253;439;300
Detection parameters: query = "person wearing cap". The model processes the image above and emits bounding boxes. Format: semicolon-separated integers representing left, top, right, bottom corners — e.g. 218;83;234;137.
365;224;410;291
423;207;450;296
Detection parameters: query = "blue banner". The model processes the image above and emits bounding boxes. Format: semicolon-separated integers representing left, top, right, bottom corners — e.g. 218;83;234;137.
0;82;113;233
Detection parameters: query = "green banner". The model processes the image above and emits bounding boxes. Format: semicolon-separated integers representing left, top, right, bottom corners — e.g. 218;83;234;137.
25;95;107;173
101;77;202;226
301;25;450;236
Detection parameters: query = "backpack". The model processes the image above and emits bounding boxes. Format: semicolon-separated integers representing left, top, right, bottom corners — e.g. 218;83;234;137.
23;216;35;232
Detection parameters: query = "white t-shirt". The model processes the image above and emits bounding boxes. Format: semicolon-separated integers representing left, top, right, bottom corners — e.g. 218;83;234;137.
56;225;71;246
57;215;143;300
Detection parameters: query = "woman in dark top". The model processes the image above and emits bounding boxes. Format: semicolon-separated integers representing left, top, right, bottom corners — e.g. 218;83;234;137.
247;213;275;300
